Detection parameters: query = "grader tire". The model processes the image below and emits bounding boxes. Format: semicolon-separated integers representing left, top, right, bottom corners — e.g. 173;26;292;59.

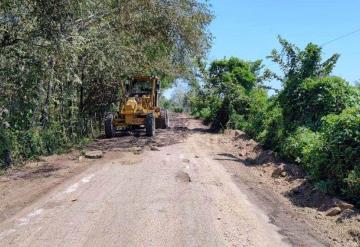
104;114;115;138
165;110;170;128
145;113;155;137
160;110;170;129
156;110;168;129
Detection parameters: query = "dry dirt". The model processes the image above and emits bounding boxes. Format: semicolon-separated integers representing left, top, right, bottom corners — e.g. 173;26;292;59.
0;113;359;246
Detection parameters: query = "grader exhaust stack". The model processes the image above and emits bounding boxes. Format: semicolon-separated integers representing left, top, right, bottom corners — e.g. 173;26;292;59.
104;76;169;138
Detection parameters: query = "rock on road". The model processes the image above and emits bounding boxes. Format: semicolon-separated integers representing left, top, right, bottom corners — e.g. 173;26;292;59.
0;115;322;247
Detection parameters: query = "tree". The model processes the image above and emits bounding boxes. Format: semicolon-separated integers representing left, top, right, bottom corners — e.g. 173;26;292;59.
282;77;360;130
191;57;268;130
0;0;213;162
268;36;340;86
268;36;341;130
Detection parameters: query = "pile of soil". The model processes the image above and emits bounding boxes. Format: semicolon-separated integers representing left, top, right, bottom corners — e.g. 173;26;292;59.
223;129;360;246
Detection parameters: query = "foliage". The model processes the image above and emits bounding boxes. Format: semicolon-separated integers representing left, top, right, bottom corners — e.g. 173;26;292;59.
159;96;174;110
173;108;184;113
268;36;341;131
317;108;360;203
191;37;360;203
282;127;323;172
242;88;269;138
208;57;263;91
268;36;340;86
282;77;359;130
40;123;70;155
0;0;213;164
191;57;268;131
256;101;285;152
190;87;222;123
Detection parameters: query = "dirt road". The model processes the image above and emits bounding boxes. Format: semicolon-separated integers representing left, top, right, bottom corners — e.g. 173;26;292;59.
0;114;347;246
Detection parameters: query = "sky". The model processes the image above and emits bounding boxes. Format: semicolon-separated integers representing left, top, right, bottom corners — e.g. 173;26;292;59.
208;0;360;90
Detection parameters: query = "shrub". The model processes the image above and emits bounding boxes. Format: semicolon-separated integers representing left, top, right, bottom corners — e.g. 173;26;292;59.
173;107;184;113
228;113;246;130
211;97;231;131
282;127;323;173
159;97;173;110
0;128;11;154
316;107;360;203
243;88;268;138
198;107;213;123
0;124;73;165
281;77;358;130
257;102;285;152
41;124;70;154
191;94;223;125
347;85;360;106
18;128;44;160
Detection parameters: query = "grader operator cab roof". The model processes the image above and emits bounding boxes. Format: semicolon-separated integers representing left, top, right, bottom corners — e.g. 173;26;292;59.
131;76;159;81
127;76;160;97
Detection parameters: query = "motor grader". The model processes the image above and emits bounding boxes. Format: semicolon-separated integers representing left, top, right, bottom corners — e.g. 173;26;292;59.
104;76;169;138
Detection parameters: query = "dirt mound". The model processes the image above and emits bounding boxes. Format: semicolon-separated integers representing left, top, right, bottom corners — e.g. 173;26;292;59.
286;181;332;209
223;128;360;247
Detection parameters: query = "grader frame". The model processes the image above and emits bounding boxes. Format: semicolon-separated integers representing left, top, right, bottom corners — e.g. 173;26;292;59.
104;76;169;138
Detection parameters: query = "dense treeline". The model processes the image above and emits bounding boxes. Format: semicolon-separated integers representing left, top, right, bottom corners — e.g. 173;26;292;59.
0;0;213;165
191;37;360;205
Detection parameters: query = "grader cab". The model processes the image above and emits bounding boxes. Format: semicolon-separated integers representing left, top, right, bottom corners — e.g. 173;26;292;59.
104;76;169;138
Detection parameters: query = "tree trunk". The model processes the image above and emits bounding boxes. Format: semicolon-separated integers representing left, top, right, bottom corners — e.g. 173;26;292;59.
3;149;12;168
41;58;54;127
41;80;52;126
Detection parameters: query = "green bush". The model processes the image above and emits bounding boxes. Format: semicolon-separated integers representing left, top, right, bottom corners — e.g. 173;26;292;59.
317;107;360;203
228;113;246;130
0;124;74;165
173;107;184;113
198;107;214;123
257;102;285;152
18;128;44;160
281;77;358;130
0;129;11;154
159;97;173;110
243;88;268;138
41;124;70;154
191;94;223;126
190;52;360;204
347;85;360;106
282;127;323;172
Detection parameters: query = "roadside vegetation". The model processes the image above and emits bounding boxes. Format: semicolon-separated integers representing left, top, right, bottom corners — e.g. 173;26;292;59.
190;37;360;205
1;1;359;207
0;0;213;166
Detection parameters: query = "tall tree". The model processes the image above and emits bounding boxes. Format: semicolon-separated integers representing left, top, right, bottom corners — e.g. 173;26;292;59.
0;0;213;162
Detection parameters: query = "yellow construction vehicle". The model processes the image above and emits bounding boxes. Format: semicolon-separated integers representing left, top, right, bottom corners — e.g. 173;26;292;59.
104;76;169;138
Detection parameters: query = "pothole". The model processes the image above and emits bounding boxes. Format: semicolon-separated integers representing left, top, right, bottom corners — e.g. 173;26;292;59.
176;171;191;183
